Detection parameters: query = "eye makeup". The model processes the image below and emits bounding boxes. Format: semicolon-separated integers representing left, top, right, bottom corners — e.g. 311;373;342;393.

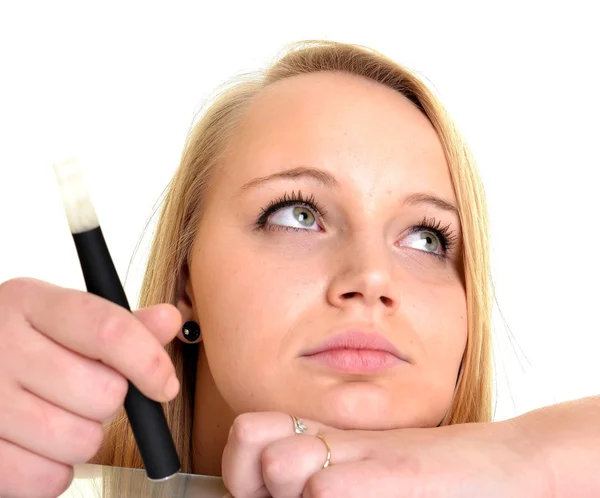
253;190;458;260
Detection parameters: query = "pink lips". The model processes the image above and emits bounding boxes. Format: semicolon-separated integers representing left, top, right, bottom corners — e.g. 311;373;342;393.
301;330;408;374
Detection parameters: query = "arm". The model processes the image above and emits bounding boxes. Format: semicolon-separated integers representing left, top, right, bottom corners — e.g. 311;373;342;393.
508;395;600;497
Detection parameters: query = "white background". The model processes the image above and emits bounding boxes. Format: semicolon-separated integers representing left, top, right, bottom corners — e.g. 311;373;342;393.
0;0;598;422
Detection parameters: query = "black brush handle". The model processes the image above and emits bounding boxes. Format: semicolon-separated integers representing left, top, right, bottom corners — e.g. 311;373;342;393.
72;226;180;480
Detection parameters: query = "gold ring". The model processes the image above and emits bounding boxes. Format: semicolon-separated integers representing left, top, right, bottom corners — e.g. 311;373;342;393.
316;434;331;469
291;415;307;435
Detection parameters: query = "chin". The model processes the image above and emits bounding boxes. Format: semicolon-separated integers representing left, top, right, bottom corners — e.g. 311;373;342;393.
318;412;401;430
311;406;444;431
298;383;448;430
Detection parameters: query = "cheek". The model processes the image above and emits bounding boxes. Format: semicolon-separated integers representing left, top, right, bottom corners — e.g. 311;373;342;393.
188;234;317;406
193;227;324;344
412;281;467;375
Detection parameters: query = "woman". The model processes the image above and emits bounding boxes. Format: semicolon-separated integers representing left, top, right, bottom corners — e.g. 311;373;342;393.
0;40;597;498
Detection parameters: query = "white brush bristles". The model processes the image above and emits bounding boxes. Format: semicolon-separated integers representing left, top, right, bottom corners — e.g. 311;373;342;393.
53;157;99;233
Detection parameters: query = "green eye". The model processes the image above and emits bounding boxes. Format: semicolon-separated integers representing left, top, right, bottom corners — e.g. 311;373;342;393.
402;230;442;255
267;204;320;231
293;206;315;227
255;191;325;232
419;231;439;252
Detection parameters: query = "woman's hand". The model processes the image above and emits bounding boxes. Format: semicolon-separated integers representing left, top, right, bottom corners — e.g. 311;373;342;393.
0;278;182;498
222;411;553;498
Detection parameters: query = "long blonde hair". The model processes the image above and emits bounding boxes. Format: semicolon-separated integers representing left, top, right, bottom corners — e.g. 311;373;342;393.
95;40;493;475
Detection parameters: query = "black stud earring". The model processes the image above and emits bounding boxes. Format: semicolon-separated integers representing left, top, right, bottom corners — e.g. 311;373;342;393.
182;321;201;342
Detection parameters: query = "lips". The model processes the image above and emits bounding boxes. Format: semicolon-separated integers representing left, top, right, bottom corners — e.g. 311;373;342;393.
300;329;408;373
302;329;404;357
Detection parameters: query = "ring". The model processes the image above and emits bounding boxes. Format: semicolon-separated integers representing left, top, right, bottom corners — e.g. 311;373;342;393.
291;415;307;435
316;434;331;469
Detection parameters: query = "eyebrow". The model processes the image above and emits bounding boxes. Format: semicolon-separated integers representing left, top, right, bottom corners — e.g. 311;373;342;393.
402;192;458;215
239;166;458;215
239;166;340;191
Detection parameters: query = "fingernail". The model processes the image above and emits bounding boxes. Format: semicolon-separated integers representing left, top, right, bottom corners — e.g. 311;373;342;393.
164;375;180;399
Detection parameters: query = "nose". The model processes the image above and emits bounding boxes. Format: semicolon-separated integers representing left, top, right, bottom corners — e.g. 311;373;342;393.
326;235;400;315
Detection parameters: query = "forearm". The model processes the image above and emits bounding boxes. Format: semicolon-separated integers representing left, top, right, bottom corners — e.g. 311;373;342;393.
508;395;600;497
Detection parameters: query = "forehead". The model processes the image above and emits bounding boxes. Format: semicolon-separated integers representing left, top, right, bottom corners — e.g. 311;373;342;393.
221;71;454;200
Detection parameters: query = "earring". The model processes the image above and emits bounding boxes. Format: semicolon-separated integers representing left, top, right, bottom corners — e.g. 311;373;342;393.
182;320;201;342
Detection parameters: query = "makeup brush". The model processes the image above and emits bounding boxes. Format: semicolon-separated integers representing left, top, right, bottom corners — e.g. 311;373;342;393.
52;157;180;481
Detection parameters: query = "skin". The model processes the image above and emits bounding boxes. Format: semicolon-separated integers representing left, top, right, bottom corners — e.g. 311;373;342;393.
1;67;594;498
176;71;468;476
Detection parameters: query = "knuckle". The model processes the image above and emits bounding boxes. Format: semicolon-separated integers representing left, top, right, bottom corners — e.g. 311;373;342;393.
94;309;128;349
0;277;37;304
229;413;267;446
142;350;168;381
260;445;285;484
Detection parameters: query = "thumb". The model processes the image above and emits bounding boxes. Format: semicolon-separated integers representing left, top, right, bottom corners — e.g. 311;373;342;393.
133;304;182;346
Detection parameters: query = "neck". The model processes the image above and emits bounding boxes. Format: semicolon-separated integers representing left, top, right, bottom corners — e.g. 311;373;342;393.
191;345;236;476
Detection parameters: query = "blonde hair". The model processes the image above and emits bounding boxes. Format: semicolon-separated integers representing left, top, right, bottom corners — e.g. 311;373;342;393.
95;39;493;476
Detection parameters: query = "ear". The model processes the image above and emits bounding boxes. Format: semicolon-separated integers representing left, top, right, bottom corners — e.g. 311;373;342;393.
175;264;202;344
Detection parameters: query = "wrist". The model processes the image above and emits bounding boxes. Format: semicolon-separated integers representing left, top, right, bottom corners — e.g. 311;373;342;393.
502;418;557;498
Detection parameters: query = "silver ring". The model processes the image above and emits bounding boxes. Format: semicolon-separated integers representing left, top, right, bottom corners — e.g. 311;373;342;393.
291;415;307;435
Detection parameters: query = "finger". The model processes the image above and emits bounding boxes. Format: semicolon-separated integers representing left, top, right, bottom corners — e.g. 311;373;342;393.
15;279;177;402
222;412;334;498
222;412;291;498
134;304;182;346
302;460;404;498
262;431;370;497
0;438;73;498
14;325;128;422
1;386;104;465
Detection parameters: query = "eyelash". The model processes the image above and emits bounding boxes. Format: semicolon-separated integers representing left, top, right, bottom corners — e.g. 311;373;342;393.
254;190;327;229
254;191;458;259
409;216;458;260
